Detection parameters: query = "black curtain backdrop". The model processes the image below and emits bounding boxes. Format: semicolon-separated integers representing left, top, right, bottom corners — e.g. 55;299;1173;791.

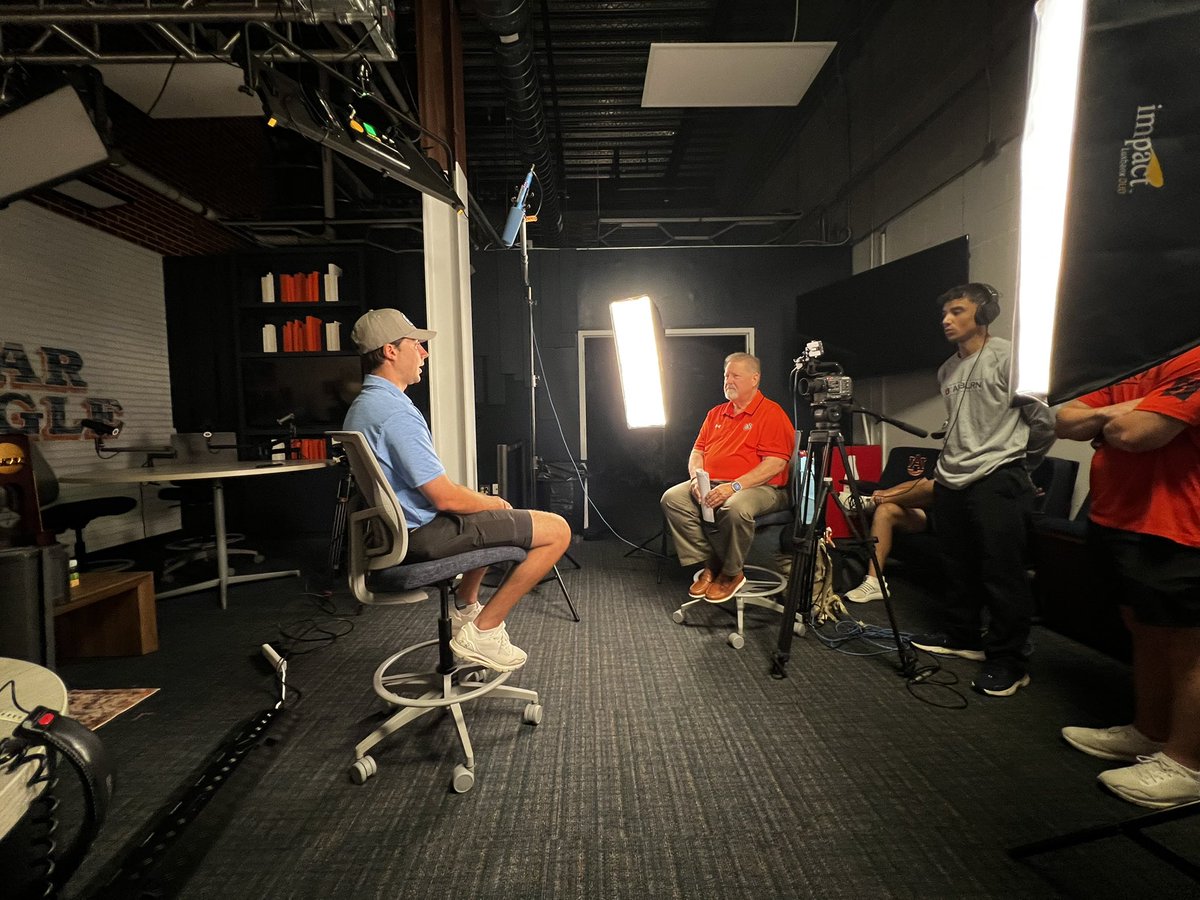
1049;0;1200;403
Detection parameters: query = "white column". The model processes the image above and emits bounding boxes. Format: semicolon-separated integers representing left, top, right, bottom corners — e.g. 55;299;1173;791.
421;164;477;488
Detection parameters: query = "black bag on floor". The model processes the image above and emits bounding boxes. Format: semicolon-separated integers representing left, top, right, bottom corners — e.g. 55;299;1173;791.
828;540;871;595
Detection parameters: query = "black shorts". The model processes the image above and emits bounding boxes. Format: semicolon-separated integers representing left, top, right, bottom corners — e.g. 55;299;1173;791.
406;510;534;563
1087;522;1200;628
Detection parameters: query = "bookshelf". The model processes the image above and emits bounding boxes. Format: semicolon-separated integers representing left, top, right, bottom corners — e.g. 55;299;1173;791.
234;250;364;459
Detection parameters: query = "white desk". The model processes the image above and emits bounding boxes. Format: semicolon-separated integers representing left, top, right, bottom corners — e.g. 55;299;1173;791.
0;657;68;841
64;459;331;608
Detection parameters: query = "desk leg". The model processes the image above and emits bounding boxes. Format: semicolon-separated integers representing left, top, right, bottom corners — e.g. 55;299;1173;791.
214;478;229;609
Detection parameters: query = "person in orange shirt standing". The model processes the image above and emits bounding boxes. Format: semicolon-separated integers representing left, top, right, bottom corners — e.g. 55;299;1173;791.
660;353;794;603
1057;345;1200;809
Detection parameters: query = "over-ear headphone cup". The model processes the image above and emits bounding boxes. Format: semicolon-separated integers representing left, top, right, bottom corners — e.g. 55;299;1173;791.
974;288;1000;326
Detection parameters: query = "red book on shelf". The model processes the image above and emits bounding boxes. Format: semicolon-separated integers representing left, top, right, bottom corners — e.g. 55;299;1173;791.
305;315;321;351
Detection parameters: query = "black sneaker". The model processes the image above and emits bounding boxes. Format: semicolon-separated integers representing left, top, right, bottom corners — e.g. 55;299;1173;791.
971;661;1031;697
909;633;985;662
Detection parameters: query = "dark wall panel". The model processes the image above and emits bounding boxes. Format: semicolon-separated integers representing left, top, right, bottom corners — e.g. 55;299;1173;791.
471;245;850;498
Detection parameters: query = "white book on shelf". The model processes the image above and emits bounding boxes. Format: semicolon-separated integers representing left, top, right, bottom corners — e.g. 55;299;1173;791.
325;321;341;352
261;323;278;352
260;273;275;303
324;263;342;302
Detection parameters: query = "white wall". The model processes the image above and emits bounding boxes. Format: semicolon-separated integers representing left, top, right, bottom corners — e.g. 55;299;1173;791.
0;200;179;553
851;141;1092;514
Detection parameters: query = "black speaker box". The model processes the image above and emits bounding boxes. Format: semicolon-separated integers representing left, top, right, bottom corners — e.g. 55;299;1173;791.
0;544;69;668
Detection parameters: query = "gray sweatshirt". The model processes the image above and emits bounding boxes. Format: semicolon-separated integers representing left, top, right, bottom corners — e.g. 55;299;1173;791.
934;336;1056;489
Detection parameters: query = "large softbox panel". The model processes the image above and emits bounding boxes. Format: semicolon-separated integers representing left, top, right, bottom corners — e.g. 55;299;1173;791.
1048;0;1200;404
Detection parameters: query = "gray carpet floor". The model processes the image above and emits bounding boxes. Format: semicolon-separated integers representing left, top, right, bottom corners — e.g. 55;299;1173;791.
55;538;1199;899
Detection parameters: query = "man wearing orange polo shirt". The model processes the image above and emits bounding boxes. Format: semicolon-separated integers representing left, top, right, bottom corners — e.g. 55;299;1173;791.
661;352;794;602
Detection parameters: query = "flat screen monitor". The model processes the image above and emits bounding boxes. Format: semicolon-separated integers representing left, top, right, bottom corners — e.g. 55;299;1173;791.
795;236;970;378
241;357;361;431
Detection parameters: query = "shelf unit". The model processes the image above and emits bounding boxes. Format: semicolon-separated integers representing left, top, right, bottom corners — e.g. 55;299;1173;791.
234;250;364;458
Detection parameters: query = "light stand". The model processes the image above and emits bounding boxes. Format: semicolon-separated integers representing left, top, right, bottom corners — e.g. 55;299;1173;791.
511;187;581;617
771;345;926;680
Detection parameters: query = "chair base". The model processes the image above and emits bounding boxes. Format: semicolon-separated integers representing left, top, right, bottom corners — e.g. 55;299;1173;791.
350;637;541;792
672;564;805;649
162;533;264;580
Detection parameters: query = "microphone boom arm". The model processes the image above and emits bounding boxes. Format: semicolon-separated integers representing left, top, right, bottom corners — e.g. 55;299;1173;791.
851;406;929;439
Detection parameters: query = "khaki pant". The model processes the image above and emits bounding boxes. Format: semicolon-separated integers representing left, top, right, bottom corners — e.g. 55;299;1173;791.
659;480;790;576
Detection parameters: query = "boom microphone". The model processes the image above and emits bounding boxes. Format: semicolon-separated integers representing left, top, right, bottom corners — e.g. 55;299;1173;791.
81;418;120;438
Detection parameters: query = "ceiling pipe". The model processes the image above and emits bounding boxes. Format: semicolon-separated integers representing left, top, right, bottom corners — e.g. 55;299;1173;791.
115;159;222;222
474;0;564;243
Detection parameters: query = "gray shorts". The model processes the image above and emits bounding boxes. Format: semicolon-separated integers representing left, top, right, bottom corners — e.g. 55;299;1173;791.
406;510;534;562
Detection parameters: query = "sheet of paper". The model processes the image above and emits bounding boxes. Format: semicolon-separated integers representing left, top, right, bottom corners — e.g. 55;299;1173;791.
696;469;714;522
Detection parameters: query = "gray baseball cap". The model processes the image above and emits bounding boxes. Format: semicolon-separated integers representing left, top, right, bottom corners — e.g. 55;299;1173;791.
350;308;436;354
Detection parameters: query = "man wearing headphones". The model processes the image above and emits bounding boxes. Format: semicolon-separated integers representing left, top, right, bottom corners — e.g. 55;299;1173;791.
910;284;1056;696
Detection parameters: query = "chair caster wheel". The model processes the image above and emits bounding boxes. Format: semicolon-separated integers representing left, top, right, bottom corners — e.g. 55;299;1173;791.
793;619;806;637
671;609;685;625
727;632;745;650
350;755;377;784
523;702;543;725
253;554;265;564
452;763;475;793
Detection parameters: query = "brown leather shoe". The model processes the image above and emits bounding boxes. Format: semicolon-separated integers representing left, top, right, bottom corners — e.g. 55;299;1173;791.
688;566;717;598
705;570;747;603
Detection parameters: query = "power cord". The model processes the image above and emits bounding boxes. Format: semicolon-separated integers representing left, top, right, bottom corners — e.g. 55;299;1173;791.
808;617;969;709
532;332;670;557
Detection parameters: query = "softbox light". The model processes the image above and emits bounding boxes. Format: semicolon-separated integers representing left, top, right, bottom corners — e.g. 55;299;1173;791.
0;86;109;207
1015;0;1200;404
609;295;667;429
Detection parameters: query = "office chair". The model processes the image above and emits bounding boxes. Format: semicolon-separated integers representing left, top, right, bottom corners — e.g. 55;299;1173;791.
671;434;808;649
328;431;543;793
159;434;264;582
30;442;135;572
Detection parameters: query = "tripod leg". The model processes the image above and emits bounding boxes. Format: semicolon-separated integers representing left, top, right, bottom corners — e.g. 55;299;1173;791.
773;434;836;677
834;441;918;678
550;564;580;622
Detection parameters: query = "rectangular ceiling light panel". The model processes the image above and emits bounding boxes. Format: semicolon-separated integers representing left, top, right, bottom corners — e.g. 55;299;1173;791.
642;42;836;108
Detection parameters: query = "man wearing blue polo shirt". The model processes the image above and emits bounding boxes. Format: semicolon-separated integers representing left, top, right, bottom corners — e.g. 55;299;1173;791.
344;308;571;672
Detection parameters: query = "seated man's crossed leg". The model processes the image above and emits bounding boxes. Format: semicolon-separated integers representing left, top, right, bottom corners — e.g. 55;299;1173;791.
842;477;933;603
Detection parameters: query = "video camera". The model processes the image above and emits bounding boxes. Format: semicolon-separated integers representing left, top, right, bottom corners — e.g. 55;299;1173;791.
793;340;854;407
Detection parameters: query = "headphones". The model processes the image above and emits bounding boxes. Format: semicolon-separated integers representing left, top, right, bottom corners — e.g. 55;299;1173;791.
973;283;1001;326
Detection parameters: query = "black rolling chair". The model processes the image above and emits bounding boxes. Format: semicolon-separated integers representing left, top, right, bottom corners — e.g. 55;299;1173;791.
329;431;543;793
30;442;134;571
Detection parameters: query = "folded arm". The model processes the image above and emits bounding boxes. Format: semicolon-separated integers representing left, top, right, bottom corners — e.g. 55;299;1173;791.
1055;398;1142;440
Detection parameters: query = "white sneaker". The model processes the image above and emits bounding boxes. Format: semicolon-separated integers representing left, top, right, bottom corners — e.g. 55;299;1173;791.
843;576;885;603
1098;752;1200;809
449;601;482;638
449;620;528;672
1061;724;1165;763
836;489;875;517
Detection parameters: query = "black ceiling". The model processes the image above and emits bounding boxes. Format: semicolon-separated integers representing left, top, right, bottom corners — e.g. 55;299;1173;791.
0;0;892;252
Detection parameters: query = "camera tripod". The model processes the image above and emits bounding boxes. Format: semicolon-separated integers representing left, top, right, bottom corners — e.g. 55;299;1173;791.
770;408;920;680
